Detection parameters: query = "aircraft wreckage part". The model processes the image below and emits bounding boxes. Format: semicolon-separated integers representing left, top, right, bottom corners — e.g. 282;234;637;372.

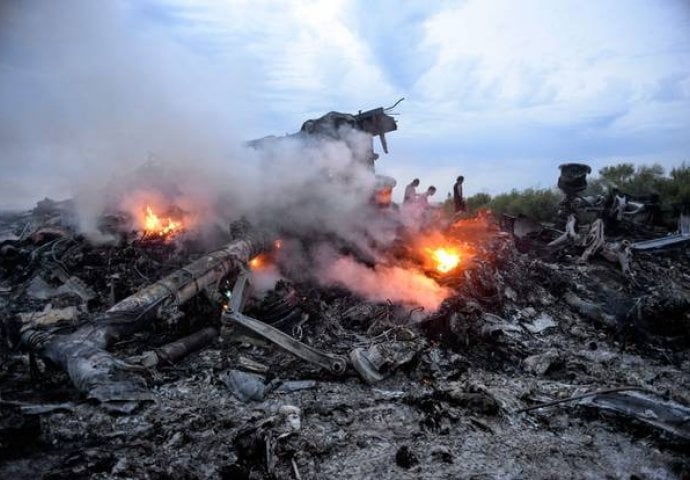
514;385;690;443
229;270;253;313
20;232;271;405
547;215;632;274
548;214;579;248
579;219;606;264
631;234;690;251
107;231;270;329
224;311;348;375
136;327;219;368
600;240;633;276
579;391;690;444
632;212;690;250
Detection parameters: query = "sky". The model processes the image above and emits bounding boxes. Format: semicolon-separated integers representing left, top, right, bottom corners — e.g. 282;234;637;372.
1;0;689;208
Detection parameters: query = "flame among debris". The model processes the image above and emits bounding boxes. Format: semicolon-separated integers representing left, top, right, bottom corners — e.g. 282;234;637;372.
415;231;475;275
249;254;266;270
427;246;461;273
143;205;183;238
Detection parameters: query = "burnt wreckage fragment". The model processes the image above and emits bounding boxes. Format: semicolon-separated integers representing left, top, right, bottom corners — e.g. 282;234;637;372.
9;103;404;409
20;231;271;410
505;162;690;274
248;100;400;170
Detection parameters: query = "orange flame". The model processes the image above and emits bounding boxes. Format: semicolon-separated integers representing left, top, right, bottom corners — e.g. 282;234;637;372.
414;228;477;275
249;254;266;270
427;246;461;273
143;205;182;237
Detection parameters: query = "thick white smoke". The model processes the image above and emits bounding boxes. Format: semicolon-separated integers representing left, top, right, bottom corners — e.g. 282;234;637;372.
0;0;254;211
0;0;449;311
0;0;379;240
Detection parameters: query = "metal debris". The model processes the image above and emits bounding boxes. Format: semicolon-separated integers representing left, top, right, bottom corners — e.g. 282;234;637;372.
225;310;348;375
1;183;690;478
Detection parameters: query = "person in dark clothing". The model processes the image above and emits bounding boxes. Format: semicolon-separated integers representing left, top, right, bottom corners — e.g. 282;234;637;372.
404;178;420;203
453;176;465;212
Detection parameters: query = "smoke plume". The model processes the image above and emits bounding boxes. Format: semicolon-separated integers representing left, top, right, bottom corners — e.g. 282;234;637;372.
0;1;450;310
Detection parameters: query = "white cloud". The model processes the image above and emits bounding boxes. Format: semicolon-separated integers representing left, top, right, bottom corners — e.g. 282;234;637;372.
410;0;690;134
166;0;401;118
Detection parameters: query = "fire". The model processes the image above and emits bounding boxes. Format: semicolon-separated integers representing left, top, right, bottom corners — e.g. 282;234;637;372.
249;254;266;269
414;231;471;275
428;247;461;273
143;205;182;238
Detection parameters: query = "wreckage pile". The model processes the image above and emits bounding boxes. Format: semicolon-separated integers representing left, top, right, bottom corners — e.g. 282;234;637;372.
1;194;690;479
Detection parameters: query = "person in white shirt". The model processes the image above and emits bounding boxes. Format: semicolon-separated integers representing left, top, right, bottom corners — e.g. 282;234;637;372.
418;186;437;207
403;178;420;203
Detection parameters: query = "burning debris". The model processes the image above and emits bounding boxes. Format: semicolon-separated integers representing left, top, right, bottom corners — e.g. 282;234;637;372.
142;205;183;239
1;110;690;479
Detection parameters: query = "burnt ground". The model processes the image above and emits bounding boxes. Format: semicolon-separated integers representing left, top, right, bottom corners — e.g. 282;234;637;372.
1;204;690;479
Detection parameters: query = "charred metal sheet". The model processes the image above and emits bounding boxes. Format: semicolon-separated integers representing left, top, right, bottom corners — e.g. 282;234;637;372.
229;269;252;313
56;276;97;303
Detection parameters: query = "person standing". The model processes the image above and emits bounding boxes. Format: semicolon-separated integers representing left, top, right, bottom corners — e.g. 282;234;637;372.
404;178;420;203
453;176;465;212
418;186;437;207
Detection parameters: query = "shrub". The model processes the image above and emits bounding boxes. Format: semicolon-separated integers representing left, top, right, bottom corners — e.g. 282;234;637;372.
466;192;492;213
488;188;561;223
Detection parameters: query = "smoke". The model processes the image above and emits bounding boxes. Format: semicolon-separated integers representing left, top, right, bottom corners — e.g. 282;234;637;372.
319;255;450;311
0;1;380;236
0;0;254;211
0;1;450;310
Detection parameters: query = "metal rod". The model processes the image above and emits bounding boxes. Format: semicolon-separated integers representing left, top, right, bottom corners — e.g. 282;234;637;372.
225;311;348;375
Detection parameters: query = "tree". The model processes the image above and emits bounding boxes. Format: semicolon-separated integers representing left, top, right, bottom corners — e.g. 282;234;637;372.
595;163;665;196
599;163;635;186
659;162;690;207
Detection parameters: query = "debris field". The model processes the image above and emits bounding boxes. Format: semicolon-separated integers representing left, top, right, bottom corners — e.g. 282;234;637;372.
1;193;689;480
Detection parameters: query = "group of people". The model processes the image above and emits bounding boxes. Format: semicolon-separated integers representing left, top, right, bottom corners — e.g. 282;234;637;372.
403;178;435;207
403;176;465;213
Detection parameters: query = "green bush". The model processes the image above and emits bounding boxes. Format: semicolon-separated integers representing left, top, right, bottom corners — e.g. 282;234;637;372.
466;192;492;213
488;188;561;222
659;163;690;207
588;162;690;209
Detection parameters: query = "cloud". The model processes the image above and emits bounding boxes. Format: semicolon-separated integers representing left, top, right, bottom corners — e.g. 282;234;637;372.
166;0;402;121
386;0;690;192
408;0;690;130
347;0;442;91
